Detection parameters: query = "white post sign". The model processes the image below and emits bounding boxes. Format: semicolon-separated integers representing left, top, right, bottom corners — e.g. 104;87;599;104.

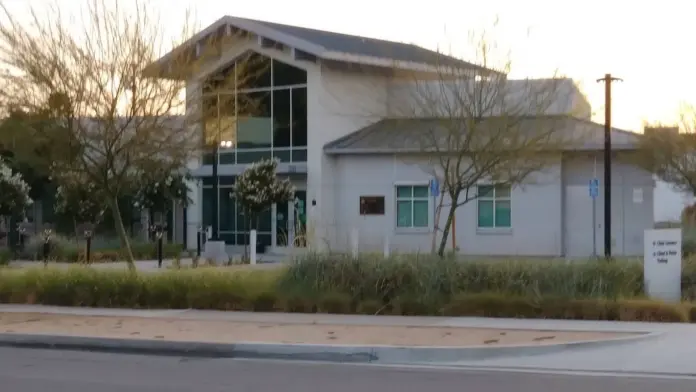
644;228;682;302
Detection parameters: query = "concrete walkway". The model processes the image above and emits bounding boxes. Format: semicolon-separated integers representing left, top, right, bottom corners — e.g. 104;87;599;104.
0;304;693;374
0;304;678;332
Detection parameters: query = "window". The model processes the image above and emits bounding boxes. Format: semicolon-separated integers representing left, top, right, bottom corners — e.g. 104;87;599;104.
291;88;307;147
395;185;429;228
477;184;511;228
359;196;385;215
202;51;308;164
273;59;307;86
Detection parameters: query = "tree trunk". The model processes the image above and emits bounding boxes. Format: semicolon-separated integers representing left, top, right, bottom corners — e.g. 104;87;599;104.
437;190;460;257
431;192;446;254
110;198;135;271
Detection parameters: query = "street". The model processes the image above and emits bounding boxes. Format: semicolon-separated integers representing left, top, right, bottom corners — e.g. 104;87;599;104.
0;347;693;392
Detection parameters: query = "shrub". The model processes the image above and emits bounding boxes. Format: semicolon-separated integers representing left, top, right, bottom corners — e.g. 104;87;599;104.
392;294;445;316
20;234;75;261
0;248;11;265
355;299;383;315
281;254;644;303
0;267;689;323
615;299;688;322
442;293;687;322
317;292;352;314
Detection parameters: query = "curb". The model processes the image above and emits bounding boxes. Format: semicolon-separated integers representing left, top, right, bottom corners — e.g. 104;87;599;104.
0;331;662;364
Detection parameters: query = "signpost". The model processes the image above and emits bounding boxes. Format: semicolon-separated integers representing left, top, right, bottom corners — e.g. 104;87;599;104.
644;228;682;302
589;178;599;257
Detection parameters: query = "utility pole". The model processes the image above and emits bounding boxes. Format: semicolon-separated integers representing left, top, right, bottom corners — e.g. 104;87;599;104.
596;74;622;259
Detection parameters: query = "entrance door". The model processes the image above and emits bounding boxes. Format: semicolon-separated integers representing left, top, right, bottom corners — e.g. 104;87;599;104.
293;191;307;247
276;203;289;246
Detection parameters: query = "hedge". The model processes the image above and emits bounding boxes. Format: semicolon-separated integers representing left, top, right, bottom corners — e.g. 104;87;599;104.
0;267;691;323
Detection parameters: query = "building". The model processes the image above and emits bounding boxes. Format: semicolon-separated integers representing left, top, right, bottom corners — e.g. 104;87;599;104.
154;16;654;258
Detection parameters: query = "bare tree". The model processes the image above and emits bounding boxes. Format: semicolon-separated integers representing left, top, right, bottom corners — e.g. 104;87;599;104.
389;27;578;256
639;107;696;198
0;0;264;268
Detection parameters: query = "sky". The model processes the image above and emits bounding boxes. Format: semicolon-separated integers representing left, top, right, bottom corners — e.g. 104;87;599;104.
4;0;694;131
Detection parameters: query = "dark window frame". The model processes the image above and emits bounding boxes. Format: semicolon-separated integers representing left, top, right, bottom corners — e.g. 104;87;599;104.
359;196;385;216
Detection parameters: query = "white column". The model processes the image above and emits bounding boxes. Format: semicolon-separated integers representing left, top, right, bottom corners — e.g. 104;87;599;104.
271;203;277;248
185;176;201;250
250;230;257;265
288;200;295;248
140;209;150;242
351;227;359;259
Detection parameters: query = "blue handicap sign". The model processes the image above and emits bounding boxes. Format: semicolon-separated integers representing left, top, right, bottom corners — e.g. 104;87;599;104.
589;178;599;198
429;178;440;197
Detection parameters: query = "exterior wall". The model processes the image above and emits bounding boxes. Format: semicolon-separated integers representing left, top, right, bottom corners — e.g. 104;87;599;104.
561;152;654;257
331;154;563;256
331;152;654;257
654;178;693;222
307;64;389;248
386;78;591;119
182;38;391;250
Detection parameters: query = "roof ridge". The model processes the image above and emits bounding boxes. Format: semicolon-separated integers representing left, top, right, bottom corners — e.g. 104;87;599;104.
232;16;424;47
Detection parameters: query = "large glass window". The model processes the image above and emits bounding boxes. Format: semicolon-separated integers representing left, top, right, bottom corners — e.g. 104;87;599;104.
477;184;511;228
237;91;272;149
273;59;307;86
202;187;215;231
237;51;271;89
273;89;291;147
291;88;307;148
202;51;308;165
219;188;236;231
396;185;429;228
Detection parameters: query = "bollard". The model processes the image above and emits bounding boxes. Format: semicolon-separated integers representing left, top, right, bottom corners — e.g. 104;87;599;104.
78;223;95;264
86;236;92;263
383;236;390;258
42;240;50;266
249;230;257;265
196;228;202;257
157;235;163;268
151;222;165;269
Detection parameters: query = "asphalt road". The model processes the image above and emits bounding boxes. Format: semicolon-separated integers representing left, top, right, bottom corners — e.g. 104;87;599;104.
0;347;693;392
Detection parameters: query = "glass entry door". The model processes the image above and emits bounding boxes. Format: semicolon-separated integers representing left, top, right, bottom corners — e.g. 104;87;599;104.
274;190;307;247
293;191;307;247
276;203;289;246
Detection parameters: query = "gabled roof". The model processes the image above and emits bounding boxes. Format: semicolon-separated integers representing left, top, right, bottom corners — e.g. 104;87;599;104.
153;16;497;76
323;116;641;154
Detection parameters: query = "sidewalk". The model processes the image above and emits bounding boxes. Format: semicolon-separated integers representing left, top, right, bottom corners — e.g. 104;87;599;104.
0;304;667;365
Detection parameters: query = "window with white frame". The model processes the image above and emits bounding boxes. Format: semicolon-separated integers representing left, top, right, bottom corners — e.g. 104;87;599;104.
477;184;512;228
396;185;429;228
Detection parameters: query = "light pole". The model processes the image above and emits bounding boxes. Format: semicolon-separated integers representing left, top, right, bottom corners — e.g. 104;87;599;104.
596;74;622;259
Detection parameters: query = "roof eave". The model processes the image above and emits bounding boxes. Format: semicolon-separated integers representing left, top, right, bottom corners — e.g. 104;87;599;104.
146;15;327;80
320;51;500;76
324;144;640;155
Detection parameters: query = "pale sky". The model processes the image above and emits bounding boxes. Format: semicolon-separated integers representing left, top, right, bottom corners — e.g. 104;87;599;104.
5;0;694;131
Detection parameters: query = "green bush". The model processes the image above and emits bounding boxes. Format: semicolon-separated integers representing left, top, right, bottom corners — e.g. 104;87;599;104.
280;254;644;304
0;267;276;309
0;248;11;265
0;267;686;323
